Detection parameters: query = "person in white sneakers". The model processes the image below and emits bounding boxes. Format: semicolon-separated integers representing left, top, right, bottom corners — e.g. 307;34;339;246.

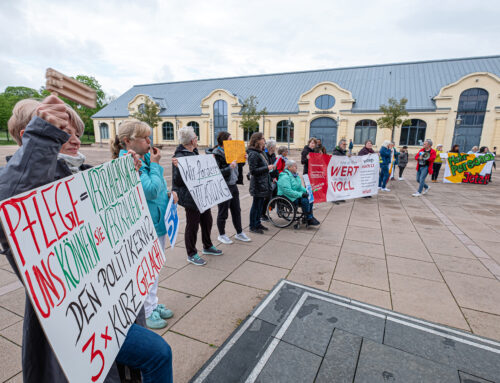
413;139;436;197
213;131;251;244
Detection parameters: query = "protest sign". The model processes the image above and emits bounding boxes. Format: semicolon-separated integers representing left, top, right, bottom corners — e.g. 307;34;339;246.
177;154;232;213
223;140;246;163
307;153;331;203
441;152;495;184
0;155;164;383
164;198;179;248
302;174;314;204
327;153;379;201
389;149;396;180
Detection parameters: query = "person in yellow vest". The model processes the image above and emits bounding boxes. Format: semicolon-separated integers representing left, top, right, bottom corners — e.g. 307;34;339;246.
431;144;444;182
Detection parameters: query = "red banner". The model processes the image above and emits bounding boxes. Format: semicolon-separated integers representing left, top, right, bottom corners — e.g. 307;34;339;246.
307;153;331;203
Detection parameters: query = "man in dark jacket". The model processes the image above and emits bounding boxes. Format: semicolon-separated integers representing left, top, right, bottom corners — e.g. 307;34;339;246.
301;137;317;175
247;132;273;233
332;139;348;156
172;126;223;265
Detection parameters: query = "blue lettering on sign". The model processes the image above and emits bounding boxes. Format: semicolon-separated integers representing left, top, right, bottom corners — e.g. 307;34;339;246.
164;199;179;248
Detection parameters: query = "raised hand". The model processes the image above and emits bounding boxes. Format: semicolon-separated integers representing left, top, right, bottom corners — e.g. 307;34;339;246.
36;95;69;129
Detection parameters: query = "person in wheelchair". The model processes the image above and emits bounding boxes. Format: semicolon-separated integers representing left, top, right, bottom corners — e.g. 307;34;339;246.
277;160;320;226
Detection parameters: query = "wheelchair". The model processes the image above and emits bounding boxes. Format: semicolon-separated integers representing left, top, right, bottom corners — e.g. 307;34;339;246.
265;195;310;229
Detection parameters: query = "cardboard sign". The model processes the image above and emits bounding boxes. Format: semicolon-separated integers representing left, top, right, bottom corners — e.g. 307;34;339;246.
45;68;97;109
441;153;494;184
302;174;315;204
164;198;179;248
0;156;164;383
307;153;331;203
327;154;380;201
223;140;246;163
176;154;232;213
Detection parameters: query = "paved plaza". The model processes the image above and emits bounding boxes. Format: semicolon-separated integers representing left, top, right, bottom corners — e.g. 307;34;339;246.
1;145;500;382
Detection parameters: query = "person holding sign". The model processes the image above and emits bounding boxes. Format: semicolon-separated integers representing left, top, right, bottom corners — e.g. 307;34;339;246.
412;139;436;197
213;132;251;244
0;96;173;383
172;126;223;265
111;120;178;330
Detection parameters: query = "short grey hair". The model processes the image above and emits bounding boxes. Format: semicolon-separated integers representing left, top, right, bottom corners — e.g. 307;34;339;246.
338;138;347;146
285;159;297;168
382;140;391;148
424;139;433;146
178;126;197;145
277;146;288;155
266;139;276;149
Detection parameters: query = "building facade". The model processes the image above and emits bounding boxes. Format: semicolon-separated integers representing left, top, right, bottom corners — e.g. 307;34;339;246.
92;56;500;153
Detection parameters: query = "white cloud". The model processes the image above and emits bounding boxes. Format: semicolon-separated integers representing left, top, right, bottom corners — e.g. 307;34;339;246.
0;0;498;97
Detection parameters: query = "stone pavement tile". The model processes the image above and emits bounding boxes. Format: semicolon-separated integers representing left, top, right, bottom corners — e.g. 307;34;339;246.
462;308;500;342
250;239;305;269
4;372;22;383
151;287;201;335
458;371;494;383
163;332;215;383
164;246;191;269
199;318;277;383
202;248;253;273
0;336;22;382
0;269;18;288
158;266;178;282
379;215;416;233
0;307;23;331
227;261;288;291
287;256;335;290
432;253;495;279
256;341;322;383
171;281;266;346
387;255;443;282
340;239;385;260
389;273;469;330
282;296;385;354
303;242;340;262
345;226;383;245
348;216;381;229
0;288;25;317
334;252;389;291
383;232;433;262
441;271;500;316
235;230;274;248
479;239;500;260
162;265;229;297
355;339;458;383
384;319;500;382
273;229;315;246
255;283;303;326
480;258;500;278
315;329;362;383
418;231;475;259
329;280;392;309
0;320;23;346
313;228;346;247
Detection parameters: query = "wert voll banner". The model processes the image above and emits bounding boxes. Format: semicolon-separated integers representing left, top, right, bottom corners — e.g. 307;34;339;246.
0;155;165;383
441;153;494;184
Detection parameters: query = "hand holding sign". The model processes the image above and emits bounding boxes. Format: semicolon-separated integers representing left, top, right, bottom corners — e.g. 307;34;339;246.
36;95;69;129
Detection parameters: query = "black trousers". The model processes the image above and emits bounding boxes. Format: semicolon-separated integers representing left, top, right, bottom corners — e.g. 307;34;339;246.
184;207;213;257
432;163;442;181
217;184;242;235
398;166;406;178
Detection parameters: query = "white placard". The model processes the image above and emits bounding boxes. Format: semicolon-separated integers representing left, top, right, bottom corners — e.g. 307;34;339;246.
176;154;232;213
302;174;314;203
164;198;179;248
0;155;165;383
326;154;380;201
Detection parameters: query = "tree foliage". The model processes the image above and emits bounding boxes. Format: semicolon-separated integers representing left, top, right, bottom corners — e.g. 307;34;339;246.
130;98;161;131
240;95;267;142
377;97;409;142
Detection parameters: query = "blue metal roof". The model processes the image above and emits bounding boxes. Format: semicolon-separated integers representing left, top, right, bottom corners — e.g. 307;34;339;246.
93;56;500;118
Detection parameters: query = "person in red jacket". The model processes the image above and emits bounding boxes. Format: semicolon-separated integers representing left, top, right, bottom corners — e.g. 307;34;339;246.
413;139;436;196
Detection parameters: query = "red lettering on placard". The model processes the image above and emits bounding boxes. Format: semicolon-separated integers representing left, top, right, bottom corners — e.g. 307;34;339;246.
82;333;105;382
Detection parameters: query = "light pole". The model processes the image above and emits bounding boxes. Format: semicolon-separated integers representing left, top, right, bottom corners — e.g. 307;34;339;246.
210;118;213;148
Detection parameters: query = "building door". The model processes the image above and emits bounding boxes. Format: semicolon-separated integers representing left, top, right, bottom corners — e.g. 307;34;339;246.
452;88;488;153
310;117;337;152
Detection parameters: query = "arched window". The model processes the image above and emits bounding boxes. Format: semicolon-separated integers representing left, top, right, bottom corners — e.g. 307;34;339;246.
162;122;174;141
138;103;146;113
276;120;294;143
187;121;200;139
315;94;335;110
99;122;109;139
309;117;337;152
399;119;427;146
213;100;228;144
354;120;377;145
453;88;488;152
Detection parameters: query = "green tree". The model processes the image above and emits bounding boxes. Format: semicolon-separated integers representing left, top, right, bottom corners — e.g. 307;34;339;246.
377;97;410;142
130;98;161;142
240;95;267;142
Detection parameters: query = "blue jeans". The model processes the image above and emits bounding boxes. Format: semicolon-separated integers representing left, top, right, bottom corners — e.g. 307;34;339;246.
294;197;313;219
416;166;429;193
379;165;389;188
250;196;265;229
116;324;173;383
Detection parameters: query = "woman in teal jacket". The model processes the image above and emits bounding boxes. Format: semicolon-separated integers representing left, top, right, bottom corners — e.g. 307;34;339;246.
111;120;178;330
277;160;320;226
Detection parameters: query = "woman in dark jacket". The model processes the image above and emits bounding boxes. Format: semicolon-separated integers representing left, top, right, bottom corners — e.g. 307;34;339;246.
248;132;273;234
358;139;375;156
301;137;317;175
398;145;409;180
262;140;277;221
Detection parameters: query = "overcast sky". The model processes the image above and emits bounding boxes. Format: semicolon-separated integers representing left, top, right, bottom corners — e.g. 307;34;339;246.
1;0;498;98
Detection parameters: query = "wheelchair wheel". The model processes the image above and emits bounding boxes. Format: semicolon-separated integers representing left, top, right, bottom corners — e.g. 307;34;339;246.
267;196;296;228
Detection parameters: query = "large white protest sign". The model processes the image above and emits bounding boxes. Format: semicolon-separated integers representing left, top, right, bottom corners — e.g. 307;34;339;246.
177;154;232;213
164;198;179;248
0;155;165;383
327;154;380;201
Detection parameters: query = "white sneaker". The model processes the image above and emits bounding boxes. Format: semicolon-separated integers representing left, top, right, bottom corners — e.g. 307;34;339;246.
382;188;391;192
398;177;404;181
412;192;421;197
217;234;233;244
422;186;430;195
235;232;251;242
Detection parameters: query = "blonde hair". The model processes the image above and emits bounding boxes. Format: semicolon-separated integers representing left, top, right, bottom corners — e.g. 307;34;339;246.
8;99;41;145
110;119;151;158
66;104;84;137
